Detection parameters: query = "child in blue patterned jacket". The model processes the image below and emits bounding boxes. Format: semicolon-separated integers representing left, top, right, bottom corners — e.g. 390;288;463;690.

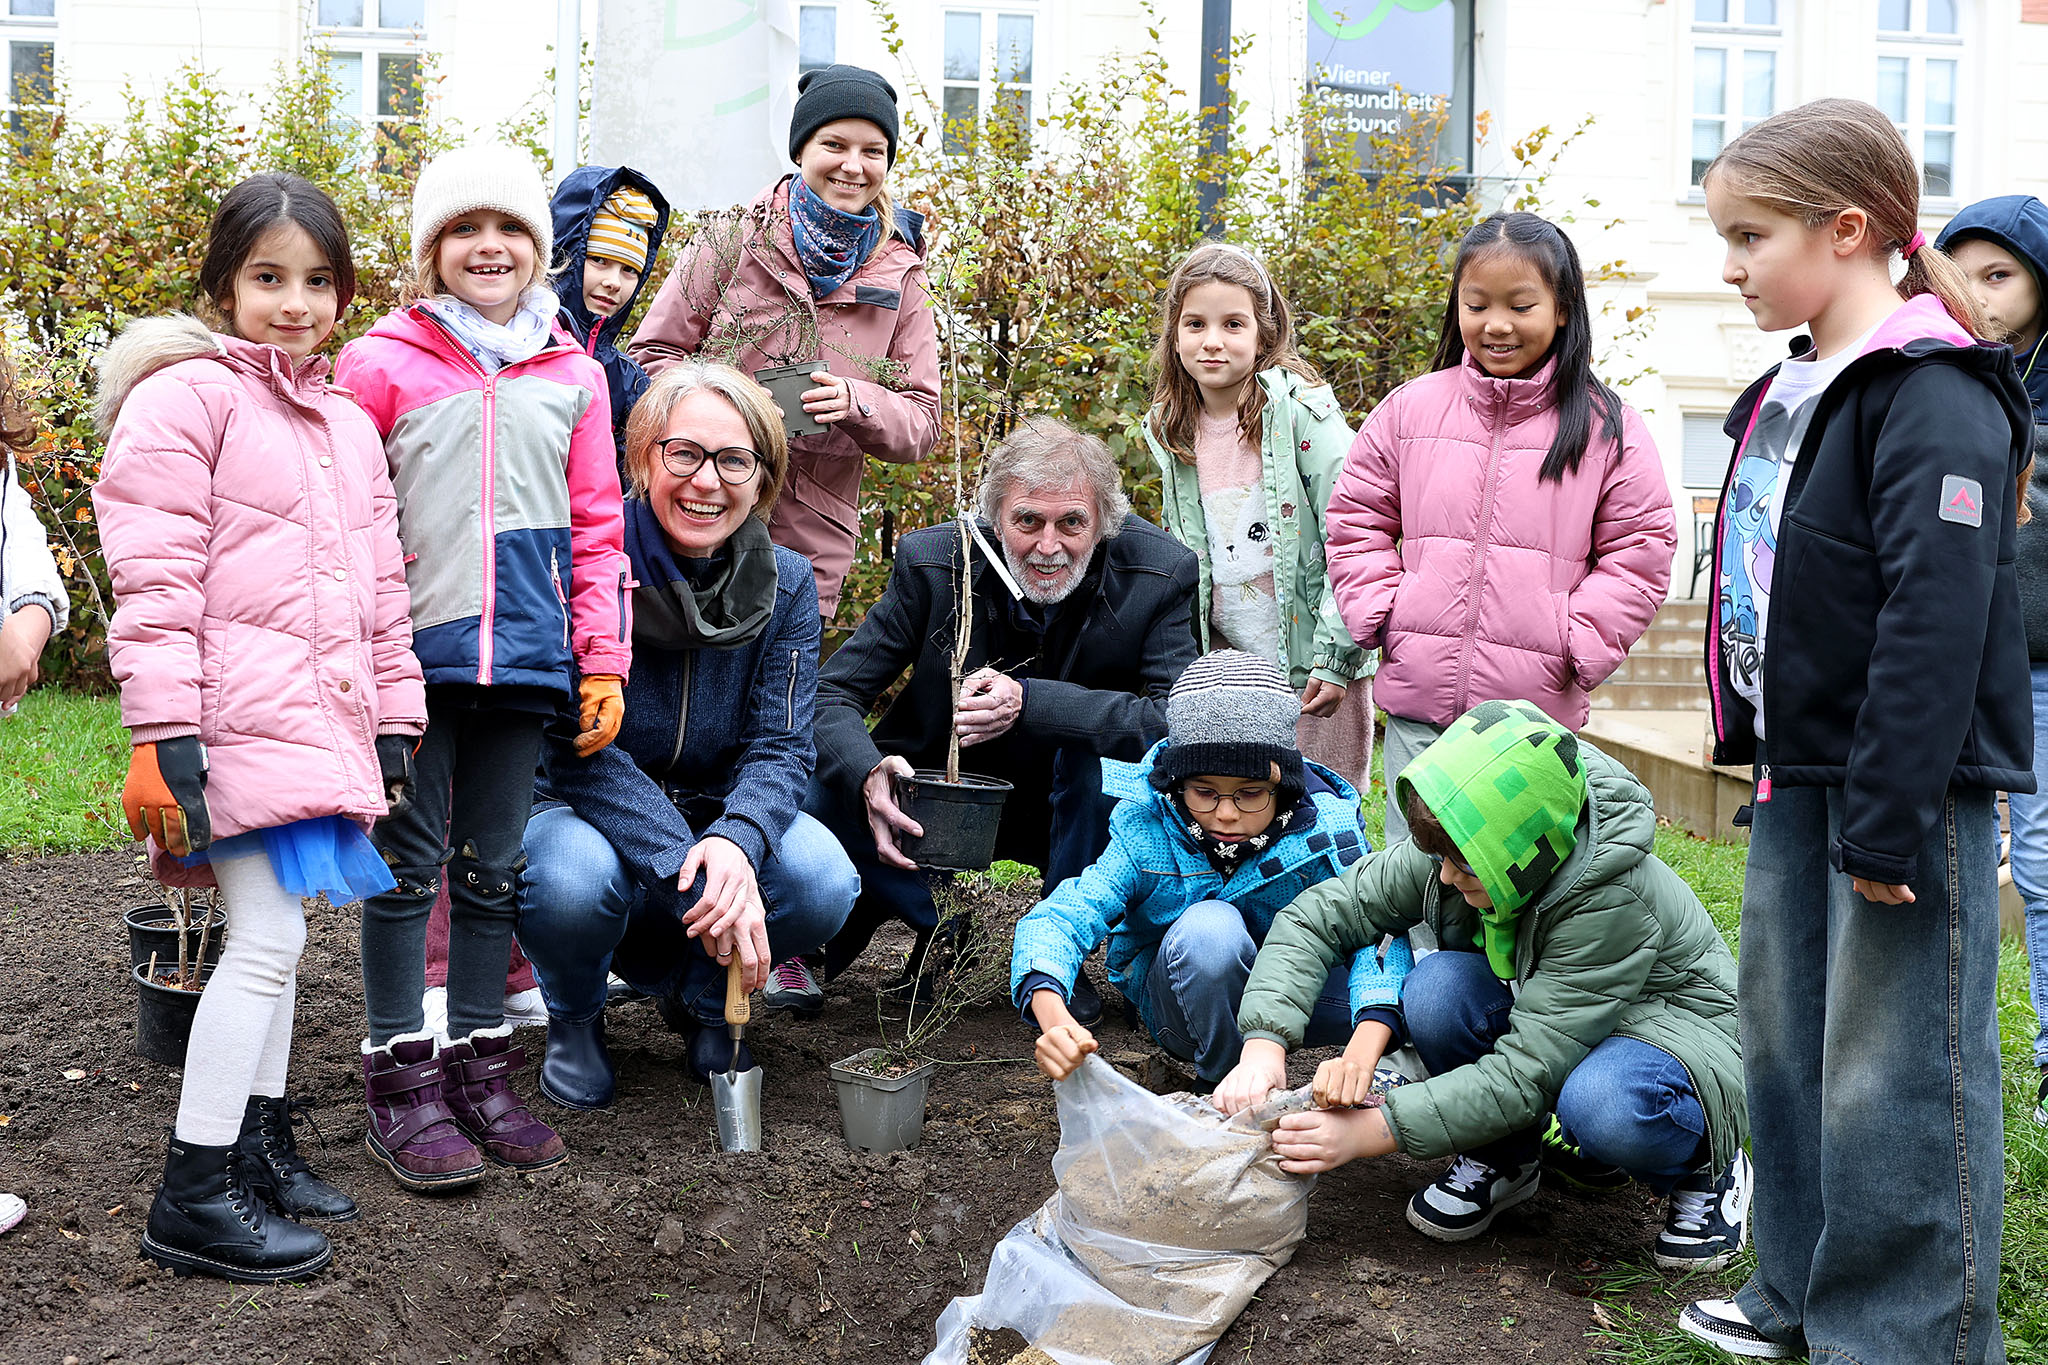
1014;650;1408;1087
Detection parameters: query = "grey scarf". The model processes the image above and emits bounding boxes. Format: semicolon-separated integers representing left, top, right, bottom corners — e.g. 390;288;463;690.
628;505;780;650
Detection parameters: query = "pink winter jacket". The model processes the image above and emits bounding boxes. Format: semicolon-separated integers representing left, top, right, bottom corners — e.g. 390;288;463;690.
628;177;941;613
1324;354;1675;731
92;317;427;856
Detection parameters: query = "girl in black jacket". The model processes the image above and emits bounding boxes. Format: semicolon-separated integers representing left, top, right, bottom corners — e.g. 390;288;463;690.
1683;99;2031;1365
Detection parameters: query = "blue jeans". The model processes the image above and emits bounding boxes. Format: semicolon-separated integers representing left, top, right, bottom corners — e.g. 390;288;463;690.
804;749;1117;978
1735;776;2005;1365
1400;949;1708;1190
516;805;859;1025
2004;660;2048;1068
1142;900;1355;1083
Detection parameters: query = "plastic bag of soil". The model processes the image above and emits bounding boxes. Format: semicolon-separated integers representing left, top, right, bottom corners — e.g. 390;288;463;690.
924;1055;1313;1365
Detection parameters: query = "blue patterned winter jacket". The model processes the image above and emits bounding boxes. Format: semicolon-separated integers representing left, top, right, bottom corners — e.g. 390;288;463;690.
1009;740;1410;1034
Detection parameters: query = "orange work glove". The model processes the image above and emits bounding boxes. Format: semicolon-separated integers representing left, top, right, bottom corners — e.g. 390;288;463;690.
122;736;212;856
574;674;625;758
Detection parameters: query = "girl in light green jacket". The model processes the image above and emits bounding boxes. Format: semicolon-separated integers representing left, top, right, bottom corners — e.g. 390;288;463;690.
1138;242;1373;789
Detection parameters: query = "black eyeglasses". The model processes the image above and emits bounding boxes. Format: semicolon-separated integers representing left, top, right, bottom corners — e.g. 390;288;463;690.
655;438;761;486
1181;783;1274;814
1426;850;1477;876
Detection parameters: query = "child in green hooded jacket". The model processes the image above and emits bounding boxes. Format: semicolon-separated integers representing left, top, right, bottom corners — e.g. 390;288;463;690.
1214;699;1750;1272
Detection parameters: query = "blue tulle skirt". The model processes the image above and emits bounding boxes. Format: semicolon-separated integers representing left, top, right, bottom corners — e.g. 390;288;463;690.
179;816;395;903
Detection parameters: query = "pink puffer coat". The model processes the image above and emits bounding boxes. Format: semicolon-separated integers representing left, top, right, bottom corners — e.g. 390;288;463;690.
1324;354;1674;731
93;316;426;852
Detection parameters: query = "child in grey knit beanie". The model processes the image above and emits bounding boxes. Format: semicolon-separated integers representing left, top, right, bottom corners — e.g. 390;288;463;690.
1151;649;1307;794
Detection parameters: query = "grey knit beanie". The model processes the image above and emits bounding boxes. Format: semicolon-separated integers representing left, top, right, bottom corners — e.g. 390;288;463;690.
410;144;554;287
1150;650;1305;790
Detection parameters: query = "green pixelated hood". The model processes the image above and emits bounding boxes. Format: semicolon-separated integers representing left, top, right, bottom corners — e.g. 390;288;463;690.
1395;699;1588;977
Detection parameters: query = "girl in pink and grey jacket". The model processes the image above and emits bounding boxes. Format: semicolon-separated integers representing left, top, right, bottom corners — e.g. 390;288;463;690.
1325;213;1675;840
94;174;425;1283
334;145;631;1190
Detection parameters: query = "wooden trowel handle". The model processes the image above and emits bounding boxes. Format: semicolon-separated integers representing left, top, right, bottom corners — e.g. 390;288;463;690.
725;955;750;1027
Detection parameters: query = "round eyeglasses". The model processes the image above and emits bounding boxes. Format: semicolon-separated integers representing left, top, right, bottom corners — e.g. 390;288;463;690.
655;438;761;486
1180;783;1274;815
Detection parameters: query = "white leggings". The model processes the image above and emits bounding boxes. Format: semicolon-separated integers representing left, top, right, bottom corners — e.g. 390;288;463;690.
172;852;308;1146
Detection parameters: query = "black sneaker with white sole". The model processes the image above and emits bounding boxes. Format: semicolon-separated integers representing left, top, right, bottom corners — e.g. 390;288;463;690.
1405;1155;1541;1242
2034;1067;2047;1127
1677;1298;1799;1358
1656;1150;1753;1273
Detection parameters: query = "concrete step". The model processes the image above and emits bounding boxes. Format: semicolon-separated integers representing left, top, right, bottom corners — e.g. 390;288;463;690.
1587;679;1711;710
1651;600;1710;632
1604;652;1704;684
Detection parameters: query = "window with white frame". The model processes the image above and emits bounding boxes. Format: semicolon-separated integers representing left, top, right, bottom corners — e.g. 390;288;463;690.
941;7;1036;155
1689;0;1783;187
1876;0;1961;198
799;4;837;75
3;0;56;143
313;0;425;157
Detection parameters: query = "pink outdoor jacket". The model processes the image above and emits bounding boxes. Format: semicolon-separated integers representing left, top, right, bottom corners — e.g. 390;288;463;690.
627;177;941;613
1324;354;1675;731
93;316;426;855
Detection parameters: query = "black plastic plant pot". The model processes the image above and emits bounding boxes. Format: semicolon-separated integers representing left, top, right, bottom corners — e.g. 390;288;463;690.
133;962;214;1067
123;903;227;974
894;770;1013;872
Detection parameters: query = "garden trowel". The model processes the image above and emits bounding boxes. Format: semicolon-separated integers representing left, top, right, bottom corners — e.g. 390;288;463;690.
711;955;763;1152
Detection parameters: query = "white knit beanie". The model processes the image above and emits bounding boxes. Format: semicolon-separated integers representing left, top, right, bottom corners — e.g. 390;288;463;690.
409;144;554;284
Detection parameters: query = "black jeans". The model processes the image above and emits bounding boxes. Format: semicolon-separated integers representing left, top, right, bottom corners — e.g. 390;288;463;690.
362;698;545;1044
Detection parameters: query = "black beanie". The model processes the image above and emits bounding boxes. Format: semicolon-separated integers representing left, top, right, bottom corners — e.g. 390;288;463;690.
788;65;901;166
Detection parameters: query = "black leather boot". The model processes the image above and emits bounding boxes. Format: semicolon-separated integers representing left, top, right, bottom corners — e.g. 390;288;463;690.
539;1009;615;1111
140;1135;332;1282
237;1095;358;1222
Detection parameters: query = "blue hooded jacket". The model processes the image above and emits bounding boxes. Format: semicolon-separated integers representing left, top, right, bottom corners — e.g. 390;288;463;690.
550;165;672;472
1939;194;2048;657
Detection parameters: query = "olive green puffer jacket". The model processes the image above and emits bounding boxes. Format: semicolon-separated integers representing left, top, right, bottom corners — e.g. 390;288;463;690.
1238;742;1746;1170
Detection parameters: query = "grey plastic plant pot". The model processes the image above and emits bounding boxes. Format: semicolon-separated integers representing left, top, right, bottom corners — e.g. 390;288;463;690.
123;903;227;974
830;1047;936;1152
893;770;1013;872
133;961;215;1066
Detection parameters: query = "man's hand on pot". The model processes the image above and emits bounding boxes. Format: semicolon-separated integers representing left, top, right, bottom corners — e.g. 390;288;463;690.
679;835;761;940
707;890;772;995
1213;1038;1289;1116
862;754;923;871
955;667;1023;747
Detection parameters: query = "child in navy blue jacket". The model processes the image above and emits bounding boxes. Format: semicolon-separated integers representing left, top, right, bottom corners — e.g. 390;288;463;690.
1014;650;1409;1089
550;166;670;470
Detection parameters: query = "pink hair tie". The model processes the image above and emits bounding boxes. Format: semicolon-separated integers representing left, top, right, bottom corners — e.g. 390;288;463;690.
1904;229;1928;258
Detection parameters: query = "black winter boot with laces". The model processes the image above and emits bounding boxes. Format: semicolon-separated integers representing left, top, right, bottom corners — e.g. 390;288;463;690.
237;1094;358;1222
140;1134;332;1282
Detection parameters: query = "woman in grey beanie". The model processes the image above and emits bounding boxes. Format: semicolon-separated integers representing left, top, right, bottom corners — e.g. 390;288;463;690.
627;62;940;623
1010;651;1413;1089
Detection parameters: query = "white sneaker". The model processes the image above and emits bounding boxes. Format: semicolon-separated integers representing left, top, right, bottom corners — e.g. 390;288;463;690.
503;987;549;1029
1677;1299;1799;1358
0;1192;24;1235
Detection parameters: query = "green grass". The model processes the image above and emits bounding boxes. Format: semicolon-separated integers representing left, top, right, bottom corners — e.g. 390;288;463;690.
1591;824;2048;1363
0;687;127;854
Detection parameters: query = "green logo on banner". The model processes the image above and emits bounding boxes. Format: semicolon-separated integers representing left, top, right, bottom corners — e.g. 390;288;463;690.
1308;0;1448;41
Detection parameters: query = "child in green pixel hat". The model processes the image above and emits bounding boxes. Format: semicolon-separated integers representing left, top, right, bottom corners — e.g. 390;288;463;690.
1214;699;1751;1275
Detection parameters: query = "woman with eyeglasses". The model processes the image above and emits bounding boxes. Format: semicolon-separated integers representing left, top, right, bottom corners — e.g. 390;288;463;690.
1013;651;1410;1090
515;361;858;1108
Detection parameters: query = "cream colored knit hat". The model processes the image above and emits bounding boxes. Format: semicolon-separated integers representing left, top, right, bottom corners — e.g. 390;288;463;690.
409;144;553;283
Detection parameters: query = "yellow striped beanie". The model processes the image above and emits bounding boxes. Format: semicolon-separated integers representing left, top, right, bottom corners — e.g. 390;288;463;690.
585;186;657;272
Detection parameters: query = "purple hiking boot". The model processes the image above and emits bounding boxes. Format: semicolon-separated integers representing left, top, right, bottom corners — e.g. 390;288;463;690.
441;1024;567;1171
361;1031;485;1192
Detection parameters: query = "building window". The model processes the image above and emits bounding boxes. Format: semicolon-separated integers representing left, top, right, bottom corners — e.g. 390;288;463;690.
799;5;836;74
313;0;425;164
941;8;1035;155
1877;0;1961;197
1681;413;1734;488
1690;0;1783;186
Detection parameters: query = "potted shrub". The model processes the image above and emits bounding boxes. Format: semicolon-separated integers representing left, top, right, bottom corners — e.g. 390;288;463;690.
122;890;226;973
131;889;217;1066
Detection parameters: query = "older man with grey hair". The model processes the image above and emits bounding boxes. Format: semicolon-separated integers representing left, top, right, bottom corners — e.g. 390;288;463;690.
799;418;1199;1006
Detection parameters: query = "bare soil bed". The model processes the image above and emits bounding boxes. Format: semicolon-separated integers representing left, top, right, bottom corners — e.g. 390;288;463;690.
2;847;1680;1364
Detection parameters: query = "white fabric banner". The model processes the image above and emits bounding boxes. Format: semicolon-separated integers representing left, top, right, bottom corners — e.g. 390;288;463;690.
589;0;799;212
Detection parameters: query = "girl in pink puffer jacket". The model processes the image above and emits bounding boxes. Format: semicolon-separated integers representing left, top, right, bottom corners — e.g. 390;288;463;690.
1324;212;1676;841
94;174;425;1284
